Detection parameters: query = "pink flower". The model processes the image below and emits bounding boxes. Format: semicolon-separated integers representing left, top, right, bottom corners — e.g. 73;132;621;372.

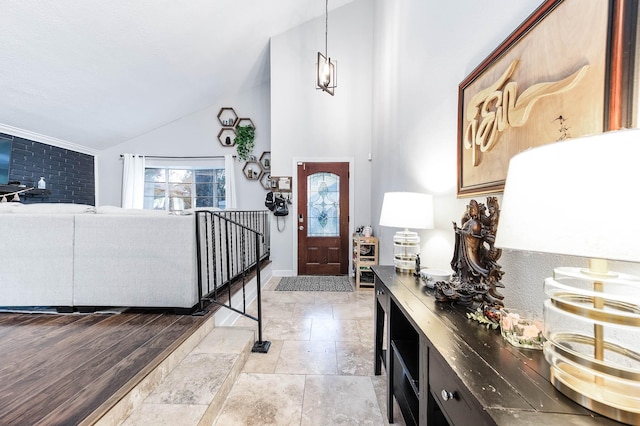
533;320;543;331
522;324;541;340
501;312;520;330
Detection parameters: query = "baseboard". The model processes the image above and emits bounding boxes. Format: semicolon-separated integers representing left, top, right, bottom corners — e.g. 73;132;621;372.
272;269;293;277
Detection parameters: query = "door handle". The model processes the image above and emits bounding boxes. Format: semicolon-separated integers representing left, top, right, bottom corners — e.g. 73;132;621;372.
299;226;304;231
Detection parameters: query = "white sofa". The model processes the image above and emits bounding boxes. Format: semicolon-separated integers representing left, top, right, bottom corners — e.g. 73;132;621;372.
0;203;199;310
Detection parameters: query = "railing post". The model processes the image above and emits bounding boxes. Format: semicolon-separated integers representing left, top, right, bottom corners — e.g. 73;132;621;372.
225;219;232;301
251;231;270;353
193;212;207;315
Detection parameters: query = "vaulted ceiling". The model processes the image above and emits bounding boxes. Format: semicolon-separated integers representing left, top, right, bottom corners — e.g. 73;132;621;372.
0;0;355;152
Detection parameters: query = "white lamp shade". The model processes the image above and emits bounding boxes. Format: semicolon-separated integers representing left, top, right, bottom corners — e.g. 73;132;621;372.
495;128;640;263
379;192;434;230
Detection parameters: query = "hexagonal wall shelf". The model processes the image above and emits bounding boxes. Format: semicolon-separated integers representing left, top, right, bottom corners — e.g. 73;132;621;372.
242;161;262;181
235;117;255;129
259;151;271;171
260;172;272;190
217;107;238;127
218;128;236;147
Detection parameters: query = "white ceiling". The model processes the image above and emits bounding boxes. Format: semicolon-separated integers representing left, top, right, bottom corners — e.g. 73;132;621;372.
0;0;355;151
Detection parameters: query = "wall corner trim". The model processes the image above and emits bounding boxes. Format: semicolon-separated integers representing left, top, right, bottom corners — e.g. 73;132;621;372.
0;123;99;156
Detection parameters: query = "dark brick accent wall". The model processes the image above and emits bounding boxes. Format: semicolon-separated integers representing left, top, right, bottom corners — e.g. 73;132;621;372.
5;133;95;205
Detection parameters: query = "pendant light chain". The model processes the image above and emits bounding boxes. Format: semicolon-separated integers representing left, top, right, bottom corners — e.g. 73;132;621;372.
324;0;329;58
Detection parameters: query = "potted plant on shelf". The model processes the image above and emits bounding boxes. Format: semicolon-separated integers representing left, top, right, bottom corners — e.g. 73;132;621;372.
235;125;255;161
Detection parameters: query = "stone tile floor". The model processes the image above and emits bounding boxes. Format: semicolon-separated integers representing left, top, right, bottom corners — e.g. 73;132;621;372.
114;277;406;426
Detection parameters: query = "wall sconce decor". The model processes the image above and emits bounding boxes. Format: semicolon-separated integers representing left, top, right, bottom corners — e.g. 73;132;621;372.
379;192;433;274
495;129;640;424
316;0;337;96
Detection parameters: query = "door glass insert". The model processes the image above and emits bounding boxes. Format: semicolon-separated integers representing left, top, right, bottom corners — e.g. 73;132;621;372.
307;172;339;237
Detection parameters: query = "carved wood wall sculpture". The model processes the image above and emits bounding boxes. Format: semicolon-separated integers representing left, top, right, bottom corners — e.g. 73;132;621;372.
456;0;638;197
434;197;504;320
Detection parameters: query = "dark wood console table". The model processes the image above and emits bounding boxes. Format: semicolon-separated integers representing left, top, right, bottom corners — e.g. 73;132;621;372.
372;265;621;425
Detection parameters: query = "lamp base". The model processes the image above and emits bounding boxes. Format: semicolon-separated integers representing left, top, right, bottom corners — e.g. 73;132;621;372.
550;360;639;424
543;266;640;424
393;230;419;274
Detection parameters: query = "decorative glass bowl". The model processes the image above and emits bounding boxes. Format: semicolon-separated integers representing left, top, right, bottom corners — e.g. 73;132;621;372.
500;308;544;350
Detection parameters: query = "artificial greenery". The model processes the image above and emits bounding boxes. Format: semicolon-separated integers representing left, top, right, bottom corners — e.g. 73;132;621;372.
235;125;255;161
466;307;500;330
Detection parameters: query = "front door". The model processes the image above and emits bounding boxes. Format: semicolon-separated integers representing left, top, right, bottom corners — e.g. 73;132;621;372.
297;162;349;275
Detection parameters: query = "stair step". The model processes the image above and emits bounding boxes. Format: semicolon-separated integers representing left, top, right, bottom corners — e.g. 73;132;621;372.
95;325;255;426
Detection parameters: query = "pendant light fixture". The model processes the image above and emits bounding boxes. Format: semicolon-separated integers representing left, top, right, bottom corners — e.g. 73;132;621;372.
316;0;337;95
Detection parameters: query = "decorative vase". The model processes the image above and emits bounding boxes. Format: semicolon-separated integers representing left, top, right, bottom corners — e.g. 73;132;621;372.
500;308;544;350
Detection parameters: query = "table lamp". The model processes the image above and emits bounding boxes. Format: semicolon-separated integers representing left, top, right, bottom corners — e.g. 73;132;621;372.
495;129;640;424
379;192;434;273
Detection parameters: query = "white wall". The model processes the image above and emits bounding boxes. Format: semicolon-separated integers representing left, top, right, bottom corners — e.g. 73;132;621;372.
270;0;374;275
97;83;271;210
370;0;640;316
93;0;640;316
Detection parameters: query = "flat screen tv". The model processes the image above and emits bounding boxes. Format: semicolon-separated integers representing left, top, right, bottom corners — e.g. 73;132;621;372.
0;139;12;185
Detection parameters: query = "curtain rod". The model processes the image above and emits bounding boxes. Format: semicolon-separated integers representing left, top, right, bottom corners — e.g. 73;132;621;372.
119;154;234;159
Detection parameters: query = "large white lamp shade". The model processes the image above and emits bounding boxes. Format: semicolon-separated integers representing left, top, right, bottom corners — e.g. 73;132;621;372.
496;129;640;262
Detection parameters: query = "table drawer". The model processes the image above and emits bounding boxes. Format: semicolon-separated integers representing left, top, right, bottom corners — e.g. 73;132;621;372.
429;350;492;425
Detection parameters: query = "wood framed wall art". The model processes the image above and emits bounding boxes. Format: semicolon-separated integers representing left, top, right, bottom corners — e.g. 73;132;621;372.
457;0;637;197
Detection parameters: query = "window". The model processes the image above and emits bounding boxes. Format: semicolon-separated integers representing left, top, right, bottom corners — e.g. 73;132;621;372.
307;172;339;237
144;167;225;210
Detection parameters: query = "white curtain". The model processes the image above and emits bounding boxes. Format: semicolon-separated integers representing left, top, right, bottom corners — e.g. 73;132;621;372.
121;154;146;209
224;154;237;209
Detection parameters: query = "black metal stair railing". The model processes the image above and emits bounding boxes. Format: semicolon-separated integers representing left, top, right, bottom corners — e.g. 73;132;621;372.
194;209;271;353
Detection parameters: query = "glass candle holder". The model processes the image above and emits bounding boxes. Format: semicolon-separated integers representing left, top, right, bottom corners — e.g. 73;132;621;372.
500;308;544;350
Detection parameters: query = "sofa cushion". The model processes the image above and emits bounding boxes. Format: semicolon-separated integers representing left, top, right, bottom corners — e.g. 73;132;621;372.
0;203;22;213
18;203;96;214
73;214;198;308
0;214;75;306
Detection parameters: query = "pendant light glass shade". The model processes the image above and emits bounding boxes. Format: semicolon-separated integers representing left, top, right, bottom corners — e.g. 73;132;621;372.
316;52;337;95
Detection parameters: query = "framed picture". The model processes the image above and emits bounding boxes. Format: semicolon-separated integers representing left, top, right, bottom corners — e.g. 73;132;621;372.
457;0;636;197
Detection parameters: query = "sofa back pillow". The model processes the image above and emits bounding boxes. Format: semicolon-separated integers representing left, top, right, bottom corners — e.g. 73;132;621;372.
9;203;96;214
97;205;171;215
